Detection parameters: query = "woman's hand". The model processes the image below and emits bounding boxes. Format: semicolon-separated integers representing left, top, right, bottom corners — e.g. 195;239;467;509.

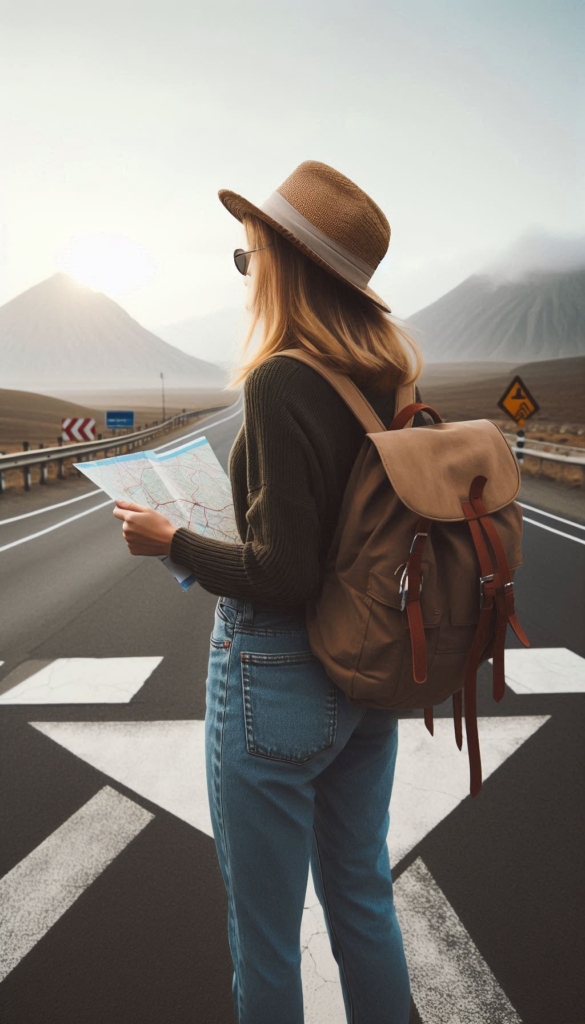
112;500;177;557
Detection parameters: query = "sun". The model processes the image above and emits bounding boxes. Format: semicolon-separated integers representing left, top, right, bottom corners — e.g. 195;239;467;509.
56;232;157;297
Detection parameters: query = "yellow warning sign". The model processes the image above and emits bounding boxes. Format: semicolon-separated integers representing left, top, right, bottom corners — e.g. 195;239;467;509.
497;375;540;427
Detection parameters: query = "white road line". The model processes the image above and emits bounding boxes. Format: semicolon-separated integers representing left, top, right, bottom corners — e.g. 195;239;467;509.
0;786;153;982
522;515;585;545
518;501;585;531
0;657;164;704
490;647;585;695
0;499;113;554
0;395;242;527
394;858;521;1024
153;395;242;452
0;489;104;526
31;714;549;1020
0;397;244;554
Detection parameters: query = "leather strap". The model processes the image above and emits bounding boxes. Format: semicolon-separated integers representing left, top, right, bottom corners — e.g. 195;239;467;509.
452;690;463;750
460;475;530;796
461;487;500;797
389;403;443;432
394;382;417;427
272;349;417;433
403;518;433;683
424;706;434;736
468;479;530;650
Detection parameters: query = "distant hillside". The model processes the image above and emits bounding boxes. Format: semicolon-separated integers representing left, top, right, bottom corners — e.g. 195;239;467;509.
0;273;227;394
0;388;105;449
157;305;248;365
0;386;234;451
419;356;585;426
407;266;585;362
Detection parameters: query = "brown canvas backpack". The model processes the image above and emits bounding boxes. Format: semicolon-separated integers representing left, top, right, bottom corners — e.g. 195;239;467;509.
275;349;530;797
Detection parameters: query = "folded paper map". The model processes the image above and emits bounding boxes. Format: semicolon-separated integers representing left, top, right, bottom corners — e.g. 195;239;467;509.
74;437;239;590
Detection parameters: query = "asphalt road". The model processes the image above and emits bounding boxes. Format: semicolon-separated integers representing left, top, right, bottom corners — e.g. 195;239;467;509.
0;399;583;1024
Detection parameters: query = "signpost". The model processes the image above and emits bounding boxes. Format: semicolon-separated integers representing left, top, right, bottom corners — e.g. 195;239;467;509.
497;375;540;463
106;411;135;430
61;417;96;442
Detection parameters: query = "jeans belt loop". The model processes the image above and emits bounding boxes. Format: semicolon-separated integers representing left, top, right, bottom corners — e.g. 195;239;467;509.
241;599;255;626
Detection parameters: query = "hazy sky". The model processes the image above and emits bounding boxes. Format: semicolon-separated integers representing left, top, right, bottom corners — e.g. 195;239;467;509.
0;0;582;332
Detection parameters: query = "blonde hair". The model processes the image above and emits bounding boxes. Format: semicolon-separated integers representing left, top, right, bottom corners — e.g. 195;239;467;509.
227;214;423;391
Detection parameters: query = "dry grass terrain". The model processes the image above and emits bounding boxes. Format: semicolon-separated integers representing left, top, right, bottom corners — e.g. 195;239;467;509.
0;387;234;454
418;356;585;432
418;357;585;488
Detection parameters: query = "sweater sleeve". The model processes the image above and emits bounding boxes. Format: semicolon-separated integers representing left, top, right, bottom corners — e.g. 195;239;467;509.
169;361;322;604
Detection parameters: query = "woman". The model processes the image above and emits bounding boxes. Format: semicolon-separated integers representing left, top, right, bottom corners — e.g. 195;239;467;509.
113;160;425;1024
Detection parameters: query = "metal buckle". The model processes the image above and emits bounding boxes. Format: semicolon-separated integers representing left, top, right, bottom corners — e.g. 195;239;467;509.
409;531;428;554
399;564;424;610
479;573;494;608
399;566;409;610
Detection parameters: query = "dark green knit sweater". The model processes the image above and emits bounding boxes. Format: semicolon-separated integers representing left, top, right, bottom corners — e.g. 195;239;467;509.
169;355;422;606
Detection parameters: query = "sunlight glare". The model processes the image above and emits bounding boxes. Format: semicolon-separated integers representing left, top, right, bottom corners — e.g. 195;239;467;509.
56;232;158;296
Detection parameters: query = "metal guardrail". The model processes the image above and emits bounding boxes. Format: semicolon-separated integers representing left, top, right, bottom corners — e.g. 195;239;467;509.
503;432;585;462
509;445;585;465
0;405;228;493
1;410;582;493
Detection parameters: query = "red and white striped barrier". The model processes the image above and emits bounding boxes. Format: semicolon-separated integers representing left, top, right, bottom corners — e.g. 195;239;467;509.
61;418;96;442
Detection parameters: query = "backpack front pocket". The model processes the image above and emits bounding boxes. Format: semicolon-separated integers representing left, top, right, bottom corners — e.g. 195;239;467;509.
240;650;338;764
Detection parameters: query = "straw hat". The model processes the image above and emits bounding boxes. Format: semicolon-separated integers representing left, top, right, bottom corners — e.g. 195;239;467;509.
218;160;392;314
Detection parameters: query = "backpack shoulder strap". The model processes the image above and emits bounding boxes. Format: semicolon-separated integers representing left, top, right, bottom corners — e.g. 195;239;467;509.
273;349;415;433
394;382;417;426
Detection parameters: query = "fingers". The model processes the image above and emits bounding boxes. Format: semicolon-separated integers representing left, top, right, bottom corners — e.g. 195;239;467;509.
113;507;137;522
115;500;147;511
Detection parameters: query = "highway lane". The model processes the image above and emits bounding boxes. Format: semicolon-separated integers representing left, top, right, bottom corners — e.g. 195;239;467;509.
0;401;584;1024
0;399;243;668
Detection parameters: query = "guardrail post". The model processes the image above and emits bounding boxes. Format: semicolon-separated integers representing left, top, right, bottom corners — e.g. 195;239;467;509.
22;441;31;490
55;437;65;479
516;428;525;464
39;444;48;484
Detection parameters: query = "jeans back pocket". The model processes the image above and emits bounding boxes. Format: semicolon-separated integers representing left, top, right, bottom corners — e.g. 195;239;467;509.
241;650;338;764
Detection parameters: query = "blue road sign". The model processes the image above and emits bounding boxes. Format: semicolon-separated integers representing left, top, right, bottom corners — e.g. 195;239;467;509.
106;411;135;429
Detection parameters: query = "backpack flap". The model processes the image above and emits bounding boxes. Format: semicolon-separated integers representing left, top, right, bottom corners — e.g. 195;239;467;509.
367;419;520;521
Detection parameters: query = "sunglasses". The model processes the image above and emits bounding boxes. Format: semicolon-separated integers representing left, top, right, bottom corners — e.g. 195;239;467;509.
233;245;273;275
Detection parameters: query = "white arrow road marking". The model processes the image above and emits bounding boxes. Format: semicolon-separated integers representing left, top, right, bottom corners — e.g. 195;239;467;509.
29;715;549;1022
394;858;521;1024
490;647;585;695
29;717;549;848
390;715;550;865
0;786;153;982
31;720;213;834
0;657;163;704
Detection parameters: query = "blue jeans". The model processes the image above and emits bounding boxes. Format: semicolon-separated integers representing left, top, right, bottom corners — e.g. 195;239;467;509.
205;595;410;1024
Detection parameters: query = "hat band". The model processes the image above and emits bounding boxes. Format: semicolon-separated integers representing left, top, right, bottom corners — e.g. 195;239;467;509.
259;190;376;289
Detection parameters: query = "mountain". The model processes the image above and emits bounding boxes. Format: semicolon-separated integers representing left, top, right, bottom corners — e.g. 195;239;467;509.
0;273;227;393
406;265;585;363
156;305;249;366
